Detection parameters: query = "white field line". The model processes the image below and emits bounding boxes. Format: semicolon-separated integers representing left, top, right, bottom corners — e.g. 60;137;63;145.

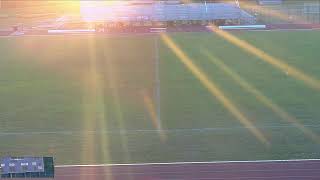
0;28;319;39
58;168;320;174
154;36;161;128
0;32;158;38
197;176;320;180
56;159;320;168
56;176;318;180
1;124;320;136
54;168;320;176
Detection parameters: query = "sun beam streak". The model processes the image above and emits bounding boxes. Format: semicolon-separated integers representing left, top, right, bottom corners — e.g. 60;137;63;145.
161;34;269;146
81;42;98;166
81;36;112;179
207;26;320;91
102;44;133;167
142;90;167;142
202;51;320;143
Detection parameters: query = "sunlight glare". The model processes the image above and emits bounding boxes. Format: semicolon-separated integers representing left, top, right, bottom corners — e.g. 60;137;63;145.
161;34;269;146
142;90;167;142
81;36;112;179
208;26;320;91
202;50;320;143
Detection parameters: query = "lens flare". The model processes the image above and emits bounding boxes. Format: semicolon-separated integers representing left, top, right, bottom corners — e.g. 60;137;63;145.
161;34;269;146
102;43;133;165
81;36;112;179
142;90;167;142
202;50;320;143
208;26;320;91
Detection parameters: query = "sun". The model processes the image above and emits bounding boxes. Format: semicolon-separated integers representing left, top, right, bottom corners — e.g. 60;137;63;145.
43;1;81;13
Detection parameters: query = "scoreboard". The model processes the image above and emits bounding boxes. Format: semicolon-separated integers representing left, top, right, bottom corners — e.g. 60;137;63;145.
0;157;54;178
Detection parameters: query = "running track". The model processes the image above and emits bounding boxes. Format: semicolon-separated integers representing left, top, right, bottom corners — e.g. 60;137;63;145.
7;159;320;180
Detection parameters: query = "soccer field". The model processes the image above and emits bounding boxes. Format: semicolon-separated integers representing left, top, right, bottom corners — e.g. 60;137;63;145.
1;31;320;165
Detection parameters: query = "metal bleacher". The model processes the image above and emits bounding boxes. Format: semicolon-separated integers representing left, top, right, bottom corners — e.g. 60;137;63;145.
81;2;255;23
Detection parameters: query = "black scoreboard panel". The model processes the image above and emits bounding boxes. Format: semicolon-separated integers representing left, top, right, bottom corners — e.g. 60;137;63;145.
0;157;54;178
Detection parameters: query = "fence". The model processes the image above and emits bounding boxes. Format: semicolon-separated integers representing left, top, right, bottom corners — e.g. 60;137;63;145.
243;0;320;24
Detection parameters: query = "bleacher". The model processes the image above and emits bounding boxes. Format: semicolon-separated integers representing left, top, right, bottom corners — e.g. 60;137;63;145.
81;2;255;23
257;0;283;5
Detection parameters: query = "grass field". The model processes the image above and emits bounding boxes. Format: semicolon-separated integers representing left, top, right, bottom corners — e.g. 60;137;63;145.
1;31;320;165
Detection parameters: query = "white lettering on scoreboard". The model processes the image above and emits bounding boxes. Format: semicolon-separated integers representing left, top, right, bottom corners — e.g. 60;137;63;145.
0;157;45;174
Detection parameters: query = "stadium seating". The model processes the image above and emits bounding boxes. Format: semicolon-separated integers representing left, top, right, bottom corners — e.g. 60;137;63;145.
81;3;255;23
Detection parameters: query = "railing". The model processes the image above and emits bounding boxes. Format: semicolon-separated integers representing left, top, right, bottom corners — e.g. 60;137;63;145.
243;1;320;24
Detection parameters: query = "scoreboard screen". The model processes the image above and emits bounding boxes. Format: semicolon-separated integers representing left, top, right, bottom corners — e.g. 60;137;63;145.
0;157;54;178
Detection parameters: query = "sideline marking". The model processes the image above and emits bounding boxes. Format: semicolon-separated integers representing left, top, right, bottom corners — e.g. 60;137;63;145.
56;159;320;167
1;124;320;136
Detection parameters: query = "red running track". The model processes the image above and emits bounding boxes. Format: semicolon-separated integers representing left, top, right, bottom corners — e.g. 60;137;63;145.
8;159;320;180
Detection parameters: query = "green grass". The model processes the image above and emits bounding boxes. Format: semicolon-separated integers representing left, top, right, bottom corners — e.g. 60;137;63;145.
0;31;320;165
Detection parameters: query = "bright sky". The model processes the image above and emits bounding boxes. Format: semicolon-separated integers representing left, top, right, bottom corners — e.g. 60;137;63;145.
79;1;132;22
